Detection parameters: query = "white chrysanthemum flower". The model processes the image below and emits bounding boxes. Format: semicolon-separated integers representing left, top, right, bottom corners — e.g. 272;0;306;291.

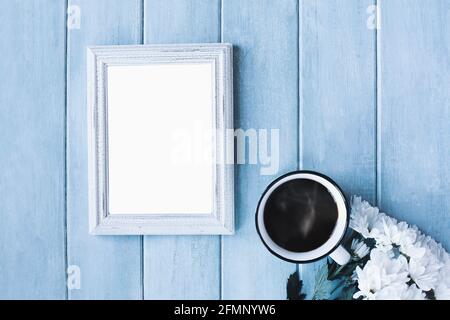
417;234;450;265
434;264;450;300
434;283;450;300
388;221;410;244
372;283;408;300
371;249;409;285
361;283;425;300
353;264;381;300
408;252;440;291
401;284;426;300
396;225;426;259
349;196;449;299
350;197;384;239
353;249;409;300
370;215;398;251
401;244;427;260
351;238;370;259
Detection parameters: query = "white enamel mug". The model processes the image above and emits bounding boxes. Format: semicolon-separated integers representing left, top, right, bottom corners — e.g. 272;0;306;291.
255;171;351;265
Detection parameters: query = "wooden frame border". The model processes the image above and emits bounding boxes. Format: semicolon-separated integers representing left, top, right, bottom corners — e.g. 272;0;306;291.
87;44;234;235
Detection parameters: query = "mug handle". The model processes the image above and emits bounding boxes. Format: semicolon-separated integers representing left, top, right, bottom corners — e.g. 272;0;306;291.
329;245;351;265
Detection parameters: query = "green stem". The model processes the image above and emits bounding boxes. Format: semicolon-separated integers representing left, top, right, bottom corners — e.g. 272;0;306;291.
329;265;345;280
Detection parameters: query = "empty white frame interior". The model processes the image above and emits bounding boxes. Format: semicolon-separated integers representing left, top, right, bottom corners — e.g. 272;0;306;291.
87;44;233;235
107;63;213;215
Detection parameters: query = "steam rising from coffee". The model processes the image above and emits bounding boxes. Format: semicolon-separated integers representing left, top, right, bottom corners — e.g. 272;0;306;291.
263;179;338;253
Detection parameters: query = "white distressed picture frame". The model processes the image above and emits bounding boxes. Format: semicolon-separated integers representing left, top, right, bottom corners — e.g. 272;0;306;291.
87;44;234;235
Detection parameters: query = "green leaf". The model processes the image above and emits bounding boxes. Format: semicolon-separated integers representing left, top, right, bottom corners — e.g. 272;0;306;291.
338;284;357;300
286;270;306;300
312;264;337;300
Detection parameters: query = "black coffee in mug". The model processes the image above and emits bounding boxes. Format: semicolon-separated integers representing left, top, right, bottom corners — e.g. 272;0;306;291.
256;171;351;264
263;179;338;252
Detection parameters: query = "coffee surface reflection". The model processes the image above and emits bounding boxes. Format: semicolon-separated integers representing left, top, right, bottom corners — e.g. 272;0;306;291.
263;179;338;252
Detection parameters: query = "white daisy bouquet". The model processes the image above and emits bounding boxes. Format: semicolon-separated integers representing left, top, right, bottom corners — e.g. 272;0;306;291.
312;197;450;300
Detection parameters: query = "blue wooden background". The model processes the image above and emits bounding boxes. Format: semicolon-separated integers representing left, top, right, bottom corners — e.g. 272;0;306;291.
0;0;449;299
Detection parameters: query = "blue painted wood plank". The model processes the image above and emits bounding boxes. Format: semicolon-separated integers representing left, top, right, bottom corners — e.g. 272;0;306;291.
221;0;299;299
299;0;376;299
143;0;222;299
378;0;450;250
0;0;67;299
66;0;143;299
144;0;220;44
